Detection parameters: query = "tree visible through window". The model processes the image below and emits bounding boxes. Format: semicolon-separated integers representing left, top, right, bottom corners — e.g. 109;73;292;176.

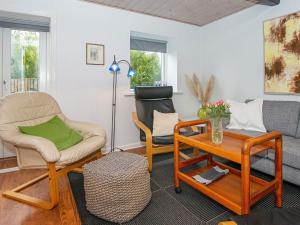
130;50;163;89
10;30;39;93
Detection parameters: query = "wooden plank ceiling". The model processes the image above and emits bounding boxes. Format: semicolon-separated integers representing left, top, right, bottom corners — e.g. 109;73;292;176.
83;0;258;26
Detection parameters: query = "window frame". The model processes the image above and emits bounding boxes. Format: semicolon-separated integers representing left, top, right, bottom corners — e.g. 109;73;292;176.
1;28;48;95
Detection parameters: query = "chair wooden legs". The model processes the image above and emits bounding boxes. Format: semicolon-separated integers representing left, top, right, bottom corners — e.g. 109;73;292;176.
2;163;59;209
2;150;102;209
147;146;153;172
48;163;59;207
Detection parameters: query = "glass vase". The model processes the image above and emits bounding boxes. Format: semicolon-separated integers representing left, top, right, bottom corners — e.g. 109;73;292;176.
210;117;223;144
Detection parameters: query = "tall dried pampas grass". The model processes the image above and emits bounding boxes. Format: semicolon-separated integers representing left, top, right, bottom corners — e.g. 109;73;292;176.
185;74;214;105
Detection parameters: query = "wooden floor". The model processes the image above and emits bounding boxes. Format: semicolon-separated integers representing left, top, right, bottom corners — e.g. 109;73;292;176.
0;148;145;225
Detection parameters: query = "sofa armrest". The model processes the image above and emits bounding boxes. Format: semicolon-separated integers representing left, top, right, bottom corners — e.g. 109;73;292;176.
2;133;60;163
65;120;106;139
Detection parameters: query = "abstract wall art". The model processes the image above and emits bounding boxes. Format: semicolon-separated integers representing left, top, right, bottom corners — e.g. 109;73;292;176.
264;11;300;94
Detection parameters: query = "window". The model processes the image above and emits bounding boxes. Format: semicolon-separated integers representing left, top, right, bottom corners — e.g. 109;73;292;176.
130;37;167;89
10;30;40;93
0;10;50;96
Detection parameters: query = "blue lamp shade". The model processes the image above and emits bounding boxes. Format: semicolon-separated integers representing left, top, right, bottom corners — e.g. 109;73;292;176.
109;61;120;72
127;67;136;77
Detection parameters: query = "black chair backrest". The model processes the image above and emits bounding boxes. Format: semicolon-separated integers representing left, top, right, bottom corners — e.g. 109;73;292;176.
135;86;175;140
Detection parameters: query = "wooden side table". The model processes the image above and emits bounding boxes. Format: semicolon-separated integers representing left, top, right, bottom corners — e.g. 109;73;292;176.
173;119;283;215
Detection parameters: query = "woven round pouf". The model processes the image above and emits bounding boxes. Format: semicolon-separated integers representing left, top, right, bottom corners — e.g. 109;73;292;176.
83;152;151;223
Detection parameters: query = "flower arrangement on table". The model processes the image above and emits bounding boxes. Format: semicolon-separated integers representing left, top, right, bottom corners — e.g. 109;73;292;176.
206;100;231;119
201;100;231;144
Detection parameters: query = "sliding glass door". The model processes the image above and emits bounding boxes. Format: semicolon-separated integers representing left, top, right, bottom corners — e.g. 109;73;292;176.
0;28;48;158
2;28;47;96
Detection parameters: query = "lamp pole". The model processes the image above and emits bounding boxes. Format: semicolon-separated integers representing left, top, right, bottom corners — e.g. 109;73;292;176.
109;55;136;152
111;68;117;153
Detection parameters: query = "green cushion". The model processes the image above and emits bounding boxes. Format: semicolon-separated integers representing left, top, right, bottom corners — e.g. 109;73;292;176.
19;116;83;151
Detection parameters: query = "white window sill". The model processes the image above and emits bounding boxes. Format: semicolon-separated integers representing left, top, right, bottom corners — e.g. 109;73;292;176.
123;90;183;96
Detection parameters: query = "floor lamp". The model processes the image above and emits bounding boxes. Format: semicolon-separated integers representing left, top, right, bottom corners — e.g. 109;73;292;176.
108;55;136;152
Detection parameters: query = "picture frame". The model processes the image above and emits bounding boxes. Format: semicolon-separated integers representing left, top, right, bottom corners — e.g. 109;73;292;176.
86;43;105;65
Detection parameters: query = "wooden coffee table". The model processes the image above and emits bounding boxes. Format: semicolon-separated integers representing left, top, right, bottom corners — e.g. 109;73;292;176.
174;119;283;215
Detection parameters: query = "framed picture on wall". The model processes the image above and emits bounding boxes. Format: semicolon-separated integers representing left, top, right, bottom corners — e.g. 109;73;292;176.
264;11;300;94
86;43;105;65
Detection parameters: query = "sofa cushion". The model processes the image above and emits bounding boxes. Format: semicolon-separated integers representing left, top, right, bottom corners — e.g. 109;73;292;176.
295;121;300;138
226;129;266;137
228;129;300;170
268;136;300;170
262;101;300;137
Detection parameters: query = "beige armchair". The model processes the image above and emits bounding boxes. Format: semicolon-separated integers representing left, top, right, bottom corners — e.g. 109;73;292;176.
0;92;106;209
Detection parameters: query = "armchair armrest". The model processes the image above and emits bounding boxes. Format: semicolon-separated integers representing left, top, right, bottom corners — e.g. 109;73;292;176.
132;112;152;143
65;120;106;139
2;133;60;163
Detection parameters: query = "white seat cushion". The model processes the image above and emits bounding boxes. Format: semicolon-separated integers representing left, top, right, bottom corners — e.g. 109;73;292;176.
58;136;105;165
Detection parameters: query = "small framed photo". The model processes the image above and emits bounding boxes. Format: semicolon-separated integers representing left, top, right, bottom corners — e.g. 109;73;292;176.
86;43;105;65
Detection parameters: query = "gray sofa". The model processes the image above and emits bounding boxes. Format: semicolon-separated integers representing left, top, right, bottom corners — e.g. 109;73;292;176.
226;100;300;186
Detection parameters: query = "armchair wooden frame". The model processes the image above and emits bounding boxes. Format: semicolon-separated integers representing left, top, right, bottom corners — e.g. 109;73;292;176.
132;112;199;172
2;150;101;210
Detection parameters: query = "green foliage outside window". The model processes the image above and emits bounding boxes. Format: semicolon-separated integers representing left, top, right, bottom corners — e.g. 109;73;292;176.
23;46;38;78
10;30;39;79
130;50;162;89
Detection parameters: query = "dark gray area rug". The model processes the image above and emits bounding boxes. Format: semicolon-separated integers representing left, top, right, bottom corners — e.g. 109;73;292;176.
68;153;300;225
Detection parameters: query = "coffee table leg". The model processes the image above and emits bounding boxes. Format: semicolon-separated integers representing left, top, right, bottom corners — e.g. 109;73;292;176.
174;134;182;193
241;153;250;215
275;137;283;208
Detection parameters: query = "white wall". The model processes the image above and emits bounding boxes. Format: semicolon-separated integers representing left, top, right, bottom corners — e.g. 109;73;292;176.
0;0;202;150
3;0;296;150
201;0;300;102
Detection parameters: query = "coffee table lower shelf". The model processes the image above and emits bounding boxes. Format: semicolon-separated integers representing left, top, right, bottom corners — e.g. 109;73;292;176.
177;163;277;215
